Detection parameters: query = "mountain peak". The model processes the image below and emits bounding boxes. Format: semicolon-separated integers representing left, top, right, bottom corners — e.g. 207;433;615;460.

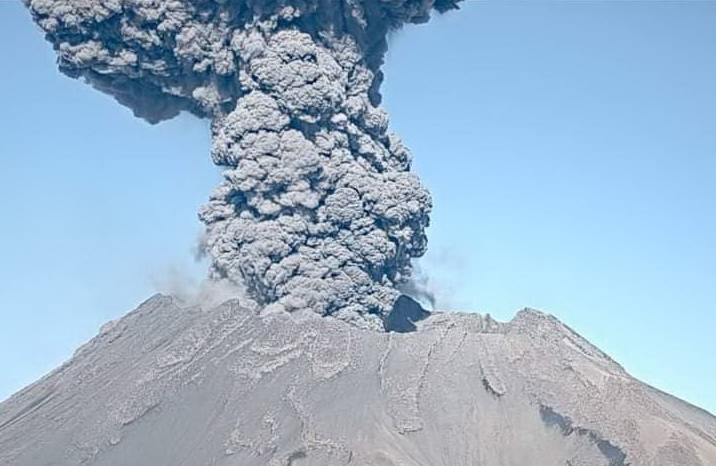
1;297;714;465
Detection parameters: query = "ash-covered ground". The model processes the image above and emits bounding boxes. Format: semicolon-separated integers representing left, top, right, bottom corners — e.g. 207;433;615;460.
1;296;715;465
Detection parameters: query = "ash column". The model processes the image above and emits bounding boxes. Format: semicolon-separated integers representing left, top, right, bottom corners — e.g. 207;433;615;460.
200;25;431;327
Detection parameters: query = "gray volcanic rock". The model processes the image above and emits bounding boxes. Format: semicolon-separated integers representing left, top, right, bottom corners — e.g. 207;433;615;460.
1;295;715;465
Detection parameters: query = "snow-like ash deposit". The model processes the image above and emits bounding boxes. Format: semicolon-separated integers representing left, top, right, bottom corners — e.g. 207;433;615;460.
26;0;462;327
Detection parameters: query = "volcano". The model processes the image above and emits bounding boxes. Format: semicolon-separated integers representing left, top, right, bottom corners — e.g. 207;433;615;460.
1;295;714;465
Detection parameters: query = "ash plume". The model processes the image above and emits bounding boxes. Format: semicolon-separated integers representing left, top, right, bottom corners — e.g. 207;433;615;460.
26;0;462;328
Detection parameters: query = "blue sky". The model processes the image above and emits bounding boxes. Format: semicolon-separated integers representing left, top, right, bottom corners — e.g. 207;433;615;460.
1;2;714;414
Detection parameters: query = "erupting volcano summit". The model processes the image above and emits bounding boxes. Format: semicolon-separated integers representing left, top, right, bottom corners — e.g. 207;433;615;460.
26;0;465;327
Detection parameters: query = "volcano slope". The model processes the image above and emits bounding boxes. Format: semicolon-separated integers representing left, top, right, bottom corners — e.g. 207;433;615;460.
1;296;715;465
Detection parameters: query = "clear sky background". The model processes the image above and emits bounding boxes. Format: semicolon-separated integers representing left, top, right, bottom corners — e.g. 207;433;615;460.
1;1;714;414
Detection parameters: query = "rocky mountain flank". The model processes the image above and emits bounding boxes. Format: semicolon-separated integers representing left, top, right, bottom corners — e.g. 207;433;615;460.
1;295;715;465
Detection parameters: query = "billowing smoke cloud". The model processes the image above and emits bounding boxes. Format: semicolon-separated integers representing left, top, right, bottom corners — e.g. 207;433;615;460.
26;0;462;329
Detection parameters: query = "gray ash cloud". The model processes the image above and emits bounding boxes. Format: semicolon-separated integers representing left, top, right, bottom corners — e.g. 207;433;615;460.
26;0;462;328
